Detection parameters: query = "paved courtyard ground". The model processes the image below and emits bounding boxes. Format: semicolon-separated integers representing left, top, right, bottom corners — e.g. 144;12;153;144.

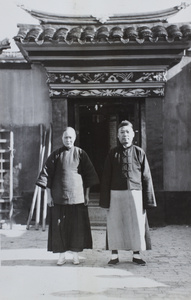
0;224;191;299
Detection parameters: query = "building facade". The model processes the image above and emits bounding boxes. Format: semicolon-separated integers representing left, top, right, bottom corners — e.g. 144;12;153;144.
1;4;191;225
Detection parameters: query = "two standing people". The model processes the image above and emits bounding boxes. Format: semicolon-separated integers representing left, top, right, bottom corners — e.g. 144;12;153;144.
37;121;156;266
100;120;156;265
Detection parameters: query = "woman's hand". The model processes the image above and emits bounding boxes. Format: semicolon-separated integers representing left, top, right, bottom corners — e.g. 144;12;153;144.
84;187;90;206
46;188;54;207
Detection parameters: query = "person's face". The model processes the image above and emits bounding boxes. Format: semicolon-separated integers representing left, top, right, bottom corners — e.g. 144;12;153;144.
62;129;76;149
118;125;135;147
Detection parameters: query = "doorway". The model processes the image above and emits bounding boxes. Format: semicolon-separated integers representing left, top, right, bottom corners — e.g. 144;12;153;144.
68;98;143;190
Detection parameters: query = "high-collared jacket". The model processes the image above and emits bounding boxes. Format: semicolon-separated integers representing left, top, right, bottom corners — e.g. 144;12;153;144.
36;146;99;205
99;144;156;209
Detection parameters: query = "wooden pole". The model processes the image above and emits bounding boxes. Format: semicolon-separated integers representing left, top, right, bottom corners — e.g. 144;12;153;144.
42;124;52;231
38;124;44;173
42;189;47;231
26;186;38;230
35;128;46;230
26;124;43;230
35;186;41;230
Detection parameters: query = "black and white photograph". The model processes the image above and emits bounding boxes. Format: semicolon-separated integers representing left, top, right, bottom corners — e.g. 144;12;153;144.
0;0;191;299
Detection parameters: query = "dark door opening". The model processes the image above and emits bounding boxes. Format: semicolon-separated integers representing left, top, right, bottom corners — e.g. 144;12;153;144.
68;98;142;192
79;106;109;187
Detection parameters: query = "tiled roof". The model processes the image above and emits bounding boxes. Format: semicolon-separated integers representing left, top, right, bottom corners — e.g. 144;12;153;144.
14;24;191;45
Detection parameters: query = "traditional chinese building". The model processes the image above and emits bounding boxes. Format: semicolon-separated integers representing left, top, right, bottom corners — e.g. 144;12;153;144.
1;3;191;225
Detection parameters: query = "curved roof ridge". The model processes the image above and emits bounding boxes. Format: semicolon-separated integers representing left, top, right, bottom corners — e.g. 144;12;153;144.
18;3;190;25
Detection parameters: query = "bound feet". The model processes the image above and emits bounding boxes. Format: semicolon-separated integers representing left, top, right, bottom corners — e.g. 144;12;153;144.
73;252;80;265
57;252;66;266
57;252;80;266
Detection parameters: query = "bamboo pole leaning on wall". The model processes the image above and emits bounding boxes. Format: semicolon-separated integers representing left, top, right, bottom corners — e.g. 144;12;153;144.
26;124;52;230
42;124;52;231
26;124;45;230
35;127;46;230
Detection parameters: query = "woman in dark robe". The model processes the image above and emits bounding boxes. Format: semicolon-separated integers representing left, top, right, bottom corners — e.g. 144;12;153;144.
36;127;99;265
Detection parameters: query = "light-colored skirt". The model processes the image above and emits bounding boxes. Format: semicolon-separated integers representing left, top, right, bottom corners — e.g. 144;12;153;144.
107;190;148;251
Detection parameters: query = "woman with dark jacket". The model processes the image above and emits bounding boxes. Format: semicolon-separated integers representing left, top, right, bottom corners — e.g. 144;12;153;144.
36;127;99;265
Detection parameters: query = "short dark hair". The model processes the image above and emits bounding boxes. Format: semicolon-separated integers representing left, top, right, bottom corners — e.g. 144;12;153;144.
118;120;133;130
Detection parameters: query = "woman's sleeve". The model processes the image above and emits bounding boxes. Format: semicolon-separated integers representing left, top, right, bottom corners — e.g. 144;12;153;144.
36;151;57;189
80;150;99;188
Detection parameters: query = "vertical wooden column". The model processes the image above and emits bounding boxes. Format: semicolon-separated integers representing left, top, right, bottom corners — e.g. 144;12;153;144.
51;98;68;150
145;97;163;190
140;100;146;152
109;115;117;149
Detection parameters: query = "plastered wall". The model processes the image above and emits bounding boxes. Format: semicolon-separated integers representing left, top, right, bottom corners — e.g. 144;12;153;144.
164;56;191;191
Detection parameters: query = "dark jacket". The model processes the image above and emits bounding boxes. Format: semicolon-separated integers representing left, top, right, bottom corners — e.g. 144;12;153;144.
36;146;99;204
99;144;156;209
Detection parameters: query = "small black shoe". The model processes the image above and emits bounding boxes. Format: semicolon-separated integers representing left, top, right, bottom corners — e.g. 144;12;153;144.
133;257;146;266
108;258;119;265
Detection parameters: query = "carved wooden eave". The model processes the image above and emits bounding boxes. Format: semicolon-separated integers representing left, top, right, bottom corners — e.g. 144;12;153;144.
46;66;167;98
13;5;191;98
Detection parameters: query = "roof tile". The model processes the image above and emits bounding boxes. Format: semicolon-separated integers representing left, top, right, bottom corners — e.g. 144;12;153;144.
14;24;191;45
